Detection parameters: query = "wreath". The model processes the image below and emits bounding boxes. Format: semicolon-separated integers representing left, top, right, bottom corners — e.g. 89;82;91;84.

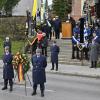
12;52;30;74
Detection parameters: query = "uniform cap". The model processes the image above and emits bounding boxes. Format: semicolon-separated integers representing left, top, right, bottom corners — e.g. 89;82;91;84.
6;37;9;40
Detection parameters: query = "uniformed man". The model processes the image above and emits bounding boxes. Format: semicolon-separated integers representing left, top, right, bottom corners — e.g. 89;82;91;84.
83;23;91;60
94;25;100;44
31;48;47;97
53;16;61;39
2;46;14;92
89;33;99;68
3;37;11;53
72;23;80;59
50;41;60;71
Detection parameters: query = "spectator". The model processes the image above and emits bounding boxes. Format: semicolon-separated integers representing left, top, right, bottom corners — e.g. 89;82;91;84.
50;41;60;71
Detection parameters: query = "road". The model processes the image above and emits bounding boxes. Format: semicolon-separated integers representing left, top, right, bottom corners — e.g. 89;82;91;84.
0;69;100;100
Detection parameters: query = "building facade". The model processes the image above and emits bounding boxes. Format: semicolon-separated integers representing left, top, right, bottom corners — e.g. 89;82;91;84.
71;0;100;20
71;0;83;20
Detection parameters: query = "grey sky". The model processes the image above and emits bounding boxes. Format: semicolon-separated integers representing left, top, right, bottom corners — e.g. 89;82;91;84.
12;0;52;16
48;0;52;5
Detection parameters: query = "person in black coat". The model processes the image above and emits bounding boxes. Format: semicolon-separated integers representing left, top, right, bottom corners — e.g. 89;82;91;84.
41;33;48;56
72;24;80;59
53;16;61;39
50;41;60;71
66;14;76;33
31;48;47;97
2;46;14;92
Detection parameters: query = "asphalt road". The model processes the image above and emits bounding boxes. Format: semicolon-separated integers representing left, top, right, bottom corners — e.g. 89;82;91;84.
0;69;100;100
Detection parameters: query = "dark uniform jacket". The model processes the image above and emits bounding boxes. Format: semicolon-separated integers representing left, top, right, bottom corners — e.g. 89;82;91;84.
31;55;47;84
50;45;60;63
95;28;100;44
41;36;48;48
3;53;14;79
54;19;61;32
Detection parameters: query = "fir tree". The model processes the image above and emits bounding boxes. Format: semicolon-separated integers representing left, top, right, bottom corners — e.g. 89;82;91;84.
0;0;20;16
52;0;72;21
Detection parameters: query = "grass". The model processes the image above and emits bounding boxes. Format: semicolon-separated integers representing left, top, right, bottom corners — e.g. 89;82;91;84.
0;38;25;59
0;38;4;58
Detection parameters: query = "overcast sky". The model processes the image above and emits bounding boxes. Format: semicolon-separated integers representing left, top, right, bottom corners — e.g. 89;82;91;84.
48;0;52;5
13;0;53;16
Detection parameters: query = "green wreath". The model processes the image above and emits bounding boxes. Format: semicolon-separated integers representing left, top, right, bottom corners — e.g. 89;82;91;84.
12;52;30;74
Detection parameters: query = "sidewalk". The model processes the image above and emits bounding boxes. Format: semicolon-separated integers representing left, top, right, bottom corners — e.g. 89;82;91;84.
0;60;100;78
46;63;100;78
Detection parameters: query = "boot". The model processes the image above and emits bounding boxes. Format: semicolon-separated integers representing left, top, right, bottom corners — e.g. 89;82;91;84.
31;89;37;96
2;86;7;90
71;56;75;59
90;61;94;68
41;90;44;97
51;63;54;70
9;86;13;92
2;80;8;90
94;61;97;68
56;63;58;71
51;68;54;70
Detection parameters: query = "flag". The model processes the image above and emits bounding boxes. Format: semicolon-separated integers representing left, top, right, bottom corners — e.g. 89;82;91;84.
18;63;24;82
32;0;38;19
41;0;46;23
36;8;41;26
45;0;48;19
40;0;48;23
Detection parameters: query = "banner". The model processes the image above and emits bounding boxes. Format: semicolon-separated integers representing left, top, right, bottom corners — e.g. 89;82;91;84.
32;0;38;19
41;0;46;23
18;63;24;82
36;9;41;26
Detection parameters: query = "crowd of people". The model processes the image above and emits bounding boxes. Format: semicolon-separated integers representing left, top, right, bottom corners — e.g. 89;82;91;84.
1;13;100;97
72;16;100;68
2;28;60;97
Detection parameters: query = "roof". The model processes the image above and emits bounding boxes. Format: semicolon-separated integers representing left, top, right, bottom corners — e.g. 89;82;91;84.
12;0;33;16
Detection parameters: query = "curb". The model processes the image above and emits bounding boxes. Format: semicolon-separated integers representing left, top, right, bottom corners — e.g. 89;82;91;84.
46;70;100;79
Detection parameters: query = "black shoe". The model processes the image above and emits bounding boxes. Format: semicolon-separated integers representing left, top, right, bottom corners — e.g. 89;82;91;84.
94;66;97;69
9;86;13;92
71;57;75;59
2;87;7;90
90;66;94;68
41;92;44;97
51;68;54;70
76;57;80;59
56;69;58;71
31;91;37;96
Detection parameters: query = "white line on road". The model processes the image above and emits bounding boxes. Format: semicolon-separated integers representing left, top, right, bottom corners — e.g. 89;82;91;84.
15;85;56;92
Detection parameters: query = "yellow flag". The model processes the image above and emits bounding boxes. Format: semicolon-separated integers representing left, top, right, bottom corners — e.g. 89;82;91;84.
32;0;37;19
